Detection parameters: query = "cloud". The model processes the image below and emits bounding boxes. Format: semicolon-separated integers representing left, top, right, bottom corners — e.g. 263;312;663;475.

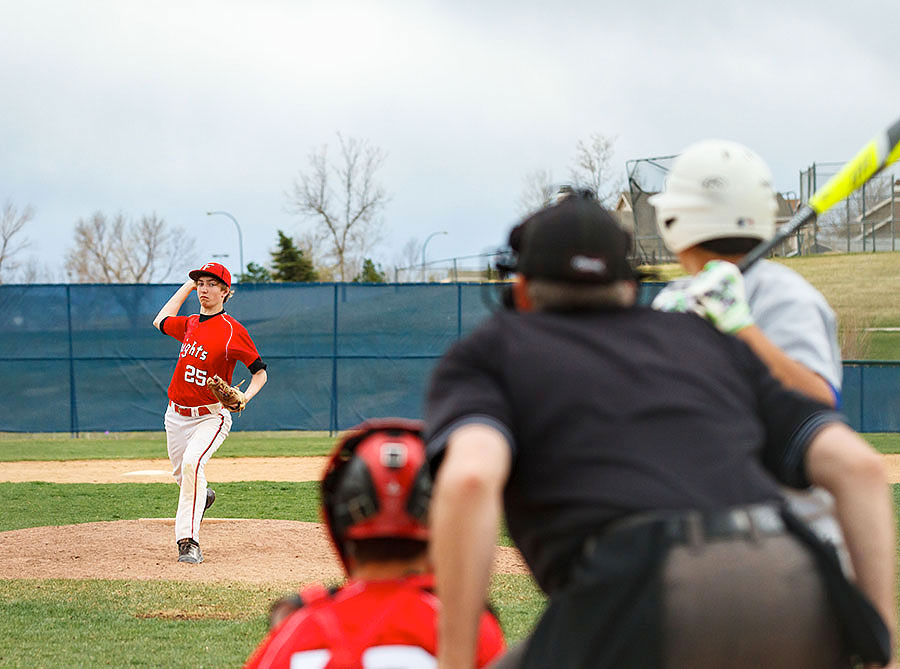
0;0;898;275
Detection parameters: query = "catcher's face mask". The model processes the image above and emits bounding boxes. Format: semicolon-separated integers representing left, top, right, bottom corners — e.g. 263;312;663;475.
321;418;431;573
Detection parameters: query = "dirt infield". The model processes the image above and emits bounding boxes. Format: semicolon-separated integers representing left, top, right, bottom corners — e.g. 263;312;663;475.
4;454;899;584
0;518;528;583
0;456;528;582
4;454;900;484
0;457;329;484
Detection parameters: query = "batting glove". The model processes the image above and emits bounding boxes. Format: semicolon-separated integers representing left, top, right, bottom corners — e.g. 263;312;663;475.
651;285;697;313
685;260;754;334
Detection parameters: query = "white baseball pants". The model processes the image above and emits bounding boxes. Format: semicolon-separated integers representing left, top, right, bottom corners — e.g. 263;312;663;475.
164;405;232;544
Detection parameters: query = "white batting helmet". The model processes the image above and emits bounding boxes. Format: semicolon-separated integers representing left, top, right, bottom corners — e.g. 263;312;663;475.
649;139;777;253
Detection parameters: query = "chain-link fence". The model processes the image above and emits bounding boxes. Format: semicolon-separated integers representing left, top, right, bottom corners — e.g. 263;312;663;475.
802;163;900;254
623;154;900;262
392;252;506;283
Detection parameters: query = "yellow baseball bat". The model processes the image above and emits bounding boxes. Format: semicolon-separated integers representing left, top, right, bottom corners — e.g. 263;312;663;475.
739;116;900;271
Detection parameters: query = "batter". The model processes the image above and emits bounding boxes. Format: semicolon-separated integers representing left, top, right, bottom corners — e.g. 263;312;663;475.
649;140;847;568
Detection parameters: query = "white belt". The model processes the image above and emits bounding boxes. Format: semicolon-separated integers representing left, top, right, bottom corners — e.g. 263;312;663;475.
169;401;223;418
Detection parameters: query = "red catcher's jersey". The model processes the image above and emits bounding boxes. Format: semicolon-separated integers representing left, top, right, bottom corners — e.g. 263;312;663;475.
162;313;260;407
244;574;505;669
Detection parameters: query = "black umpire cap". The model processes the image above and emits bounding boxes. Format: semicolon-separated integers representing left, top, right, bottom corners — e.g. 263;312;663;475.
512;198;637;284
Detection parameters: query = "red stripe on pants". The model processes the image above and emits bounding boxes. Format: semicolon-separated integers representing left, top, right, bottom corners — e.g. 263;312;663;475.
191;413;225;536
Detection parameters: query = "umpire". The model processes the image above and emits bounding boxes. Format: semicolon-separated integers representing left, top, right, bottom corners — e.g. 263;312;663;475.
424;198;895;668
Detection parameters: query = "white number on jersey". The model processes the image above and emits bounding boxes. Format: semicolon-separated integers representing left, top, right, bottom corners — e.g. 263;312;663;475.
184;365;208;387
288;645;436;668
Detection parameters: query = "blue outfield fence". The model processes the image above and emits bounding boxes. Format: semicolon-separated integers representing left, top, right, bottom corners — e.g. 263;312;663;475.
0;282;896;433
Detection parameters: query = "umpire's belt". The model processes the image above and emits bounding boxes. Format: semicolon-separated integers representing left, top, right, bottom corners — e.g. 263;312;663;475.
665;504;784;544
607;503;785;547
169;401;222;418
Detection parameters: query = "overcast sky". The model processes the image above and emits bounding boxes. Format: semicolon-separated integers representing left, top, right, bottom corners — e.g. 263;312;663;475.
2;0;899;282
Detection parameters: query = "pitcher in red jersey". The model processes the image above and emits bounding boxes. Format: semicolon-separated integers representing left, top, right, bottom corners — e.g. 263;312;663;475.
152;262;268;564
244;419;505;669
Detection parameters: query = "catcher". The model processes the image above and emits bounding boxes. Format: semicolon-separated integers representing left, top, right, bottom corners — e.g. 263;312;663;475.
152;262;267;564
244;418;505;668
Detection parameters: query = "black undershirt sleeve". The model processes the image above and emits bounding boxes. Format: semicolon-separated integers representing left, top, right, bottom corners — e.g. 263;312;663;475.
771;410;846;487
248;357;267;374
158;316;169;335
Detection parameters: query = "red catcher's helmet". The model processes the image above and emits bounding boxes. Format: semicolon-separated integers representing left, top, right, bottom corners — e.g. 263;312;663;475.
321;418;431;572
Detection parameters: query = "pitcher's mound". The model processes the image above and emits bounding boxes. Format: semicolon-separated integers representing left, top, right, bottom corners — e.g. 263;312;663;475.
0;519;528;583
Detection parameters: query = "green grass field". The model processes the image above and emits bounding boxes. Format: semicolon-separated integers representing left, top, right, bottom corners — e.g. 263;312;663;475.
0;433;542;667
0;430;336;461
1;431;897;667
0;577;545;668
3;253;900;665
4;429;900;457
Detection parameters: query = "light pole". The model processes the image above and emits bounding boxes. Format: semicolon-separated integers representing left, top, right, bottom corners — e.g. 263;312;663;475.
206;211;244;279
421;231;448;281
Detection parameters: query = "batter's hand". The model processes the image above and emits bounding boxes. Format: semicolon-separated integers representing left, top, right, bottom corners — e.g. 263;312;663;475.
651;285;697;314
685;260;754;334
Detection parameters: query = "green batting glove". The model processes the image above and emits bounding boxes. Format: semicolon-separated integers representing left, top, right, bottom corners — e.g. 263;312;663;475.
651;286;696;313
685;260;754;334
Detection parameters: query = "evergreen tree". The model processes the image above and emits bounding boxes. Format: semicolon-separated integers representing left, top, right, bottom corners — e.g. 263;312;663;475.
239;261;272;283
271;230;319;282
352;258;387;283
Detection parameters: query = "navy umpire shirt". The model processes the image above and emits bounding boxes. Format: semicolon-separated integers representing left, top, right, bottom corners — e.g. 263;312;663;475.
424;305;842;593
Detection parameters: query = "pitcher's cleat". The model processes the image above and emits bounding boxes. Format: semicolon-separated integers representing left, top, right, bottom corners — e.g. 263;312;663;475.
177;538;203;564
200;488;216;523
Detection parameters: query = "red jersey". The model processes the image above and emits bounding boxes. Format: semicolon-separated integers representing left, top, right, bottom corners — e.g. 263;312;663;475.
244;574;505;669
161;313;260;407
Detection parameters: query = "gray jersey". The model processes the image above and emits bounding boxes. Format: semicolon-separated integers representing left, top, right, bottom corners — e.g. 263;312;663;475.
743;260;841;391
659;260;842;392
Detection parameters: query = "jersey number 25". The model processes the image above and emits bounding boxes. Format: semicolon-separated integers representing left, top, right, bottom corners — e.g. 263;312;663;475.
184;365;208;387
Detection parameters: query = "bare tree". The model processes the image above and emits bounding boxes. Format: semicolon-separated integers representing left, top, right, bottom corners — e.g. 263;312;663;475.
398;236;422;267
392;236;423;282
517;133;622;216
287;134;390;281
17;257;63;284
295;229;335;281
0;201;34;284
518;168;556;216
65;211;196;283
570;133;623;207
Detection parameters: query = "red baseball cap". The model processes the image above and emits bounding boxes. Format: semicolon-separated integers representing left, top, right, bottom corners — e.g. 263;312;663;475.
189;262;232;288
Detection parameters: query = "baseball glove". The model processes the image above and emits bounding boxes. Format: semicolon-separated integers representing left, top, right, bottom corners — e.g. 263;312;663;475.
207;375;247;412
